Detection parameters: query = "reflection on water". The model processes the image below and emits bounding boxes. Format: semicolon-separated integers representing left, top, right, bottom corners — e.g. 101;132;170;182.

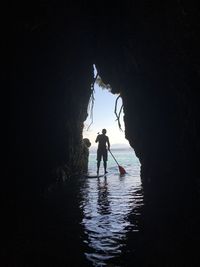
80;154;143;267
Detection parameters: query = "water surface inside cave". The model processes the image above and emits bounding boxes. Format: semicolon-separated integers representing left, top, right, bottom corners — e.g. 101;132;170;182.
80;72;143;265
12;145;143;266
79;149;143;266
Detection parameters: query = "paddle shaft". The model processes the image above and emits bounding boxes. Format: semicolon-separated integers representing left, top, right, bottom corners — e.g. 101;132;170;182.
108;150;120;166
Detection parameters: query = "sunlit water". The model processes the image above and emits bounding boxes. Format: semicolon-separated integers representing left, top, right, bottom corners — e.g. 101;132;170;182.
80;148;143;266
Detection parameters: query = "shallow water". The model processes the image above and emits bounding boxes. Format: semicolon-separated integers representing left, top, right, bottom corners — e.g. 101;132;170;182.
80;149;143;266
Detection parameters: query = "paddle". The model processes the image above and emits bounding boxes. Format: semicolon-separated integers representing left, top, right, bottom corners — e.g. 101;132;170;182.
108;149;126;175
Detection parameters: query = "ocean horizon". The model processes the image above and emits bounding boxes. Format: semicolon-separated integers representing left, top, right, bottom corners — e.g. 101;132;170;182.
89;144;134;153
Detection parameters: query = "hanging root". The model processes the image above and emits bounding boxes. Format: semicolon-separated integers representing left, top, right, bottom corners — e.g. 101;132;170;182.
114;95;124;131
87;73;98;130
87;72;123;132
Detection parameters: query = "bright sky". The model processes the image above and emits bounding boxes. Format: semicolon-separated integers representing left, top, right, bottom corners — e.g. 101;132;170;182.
83;82;130;149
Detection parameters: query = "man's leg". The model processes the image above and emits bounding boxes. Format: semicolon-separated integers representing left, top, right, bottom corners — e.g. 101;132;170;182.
103;149;108;174
97;160;100;174
103;161;108;174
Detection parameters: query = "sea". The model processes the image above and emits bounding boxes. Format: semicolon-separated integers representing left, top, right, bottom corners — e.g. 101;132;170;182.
79;148;144;266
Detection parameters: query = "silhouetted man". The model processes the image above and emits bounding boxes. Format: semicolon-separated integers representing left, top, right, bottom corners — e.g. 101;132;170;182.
95;129;110;174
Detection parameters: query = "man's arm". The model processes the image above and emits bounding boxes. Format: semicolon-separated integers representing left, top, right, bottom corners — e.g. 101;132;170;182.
95;135;99;143
107;137;110;150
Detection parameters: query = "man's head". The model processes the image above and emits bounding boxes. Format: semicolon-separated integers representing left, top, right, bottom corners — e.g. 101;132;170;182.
102;129;107;134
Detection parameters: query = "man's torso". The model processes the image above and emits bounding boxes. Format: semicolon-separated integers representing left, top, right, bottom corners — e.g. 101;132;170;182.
97;134;108;149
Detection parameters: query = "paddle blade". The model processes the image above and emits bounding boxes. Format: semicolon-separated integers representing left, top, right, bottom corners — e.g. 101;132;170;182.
119;165;126;175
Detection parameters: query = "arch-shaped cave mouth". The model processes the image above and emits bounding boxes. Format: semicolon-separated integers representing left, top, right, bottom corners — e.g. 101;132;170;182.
81;71;142;265
82;63;141;172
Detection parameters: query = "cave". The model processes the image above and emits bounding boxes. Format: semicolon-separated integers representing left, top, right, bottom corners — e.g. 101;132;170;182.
6;1;200;266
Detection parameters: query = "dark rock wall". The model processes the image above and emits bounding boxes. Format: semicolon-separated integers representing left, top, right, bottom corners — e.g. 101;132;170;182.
11;7;94;195
93;2;200;264
94;2;200;196
9;1;200;265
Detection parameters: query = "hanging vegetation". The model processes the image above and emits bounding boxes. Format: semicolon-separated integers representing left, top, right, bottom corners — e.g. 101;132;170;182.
87;73;124;131
95;76;112;91
114;95;124;131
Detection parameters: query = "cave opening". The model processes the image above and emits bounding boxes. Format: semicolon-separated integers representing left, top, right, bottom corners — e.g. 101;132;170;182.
80;67;143;266
82;65;141;175
79;66;143;266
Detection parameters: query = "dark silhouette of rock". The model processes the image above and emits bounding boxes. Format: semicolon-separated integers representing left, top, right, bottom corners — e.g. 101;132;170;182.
6;1;200;266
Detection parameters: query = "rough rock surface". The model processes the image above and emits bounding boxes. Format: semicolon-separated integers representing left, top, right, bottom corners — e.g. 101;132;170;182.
7;1;200;266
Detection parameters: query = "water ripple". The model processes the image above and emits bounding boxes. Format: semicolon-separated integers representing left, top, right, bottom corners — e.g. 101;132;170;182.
80;152;143;266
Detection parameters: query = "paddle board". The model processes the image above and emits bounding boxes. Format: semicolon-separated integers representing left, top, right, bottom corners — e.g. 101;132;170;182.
85;173;107;178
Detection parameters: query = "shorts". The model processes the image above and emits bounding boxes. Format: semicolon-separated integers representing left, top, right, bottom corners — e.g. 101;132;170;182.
97;148;108;161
